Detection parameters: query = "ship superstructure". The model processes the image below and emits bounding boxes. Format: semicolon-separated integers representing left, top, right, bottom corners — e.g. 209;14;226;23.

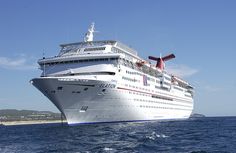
31;23;194;125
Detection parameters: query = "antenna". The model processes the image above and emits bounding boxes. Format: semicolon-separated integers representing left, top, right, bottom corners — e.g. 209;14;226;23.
43;52;46;77
84;22;95;42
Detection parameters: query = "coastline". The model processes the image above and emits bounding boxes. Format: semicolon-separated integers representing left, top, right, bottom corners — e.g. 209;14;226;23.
1;120;67;126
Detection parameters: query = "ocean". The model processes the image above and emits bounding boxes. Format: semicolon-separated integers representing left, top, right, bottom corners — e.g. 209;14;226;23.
0;117;235;153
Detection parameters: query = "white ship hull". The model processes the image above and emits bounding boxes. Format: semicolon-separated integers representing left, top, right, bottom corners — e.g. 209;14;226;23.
32;76;193;125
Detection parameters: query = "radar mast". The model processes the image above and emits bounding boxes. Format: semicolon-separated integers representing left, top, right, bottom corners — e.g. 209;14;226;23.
84;22;95;42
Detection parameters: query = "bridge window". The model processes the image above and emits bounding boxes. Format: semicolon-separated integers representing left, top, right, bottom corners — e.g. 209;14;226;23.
84;47;106;51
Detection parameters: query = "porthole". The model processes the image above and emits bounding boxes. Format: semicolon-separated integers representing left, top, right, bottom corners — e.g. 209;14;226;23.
57;86;63;90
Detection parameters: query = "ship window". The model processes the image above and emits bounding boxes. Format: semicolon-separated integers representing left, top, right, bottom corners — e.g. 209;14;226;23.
185;94;192;98
163;82;170;86
57;86;63;90
174;86;184;91
102;89;106;92
84;87;88;91
164;77;171;81
110;58;118;60
84;47;106;51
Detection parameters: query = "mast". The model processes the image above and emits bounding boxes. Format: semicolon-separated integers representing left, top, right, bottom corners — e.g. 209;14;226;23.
43;52;46;77
84;22;95;42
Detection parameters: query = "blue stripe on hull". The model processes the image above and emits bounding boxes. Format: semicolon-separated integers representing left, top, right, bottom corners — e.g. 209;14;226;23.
67;118;186;126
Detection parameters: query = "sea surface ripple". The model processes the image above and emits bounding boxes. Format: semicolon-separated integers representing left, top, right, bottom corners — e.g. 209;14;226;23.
0;117;236;153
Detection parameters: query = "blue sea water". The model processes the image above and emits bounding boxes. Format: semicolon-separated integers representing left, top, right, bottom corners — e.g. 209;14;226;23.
0;117;236;153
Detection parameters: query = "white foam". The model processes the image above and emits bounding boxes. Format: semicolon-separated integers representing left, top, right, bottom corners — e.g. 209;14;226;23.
161;134;169;138
146;132;169;140
104;147;113;151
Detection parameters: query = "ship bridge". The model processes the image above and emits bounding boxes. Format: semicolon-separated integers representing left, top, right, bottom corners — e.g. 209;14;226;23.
38;40;140;67
58;23;137;57
37;23;141;77
58;40;138;57
39;23;139;65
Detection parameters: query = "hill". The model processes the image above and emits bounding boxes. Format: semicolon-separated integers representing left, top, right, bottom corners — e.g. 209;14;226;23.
0;109;62;121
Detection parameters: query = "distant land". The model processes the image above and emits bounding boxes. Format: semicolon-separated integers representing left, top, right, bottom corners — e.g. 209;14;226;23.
0;109;63;122
190;113;206;118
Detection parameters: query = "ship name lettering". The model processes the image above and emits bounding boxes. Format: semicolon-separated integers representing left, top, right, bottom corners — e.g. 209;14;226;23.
99;84;115;88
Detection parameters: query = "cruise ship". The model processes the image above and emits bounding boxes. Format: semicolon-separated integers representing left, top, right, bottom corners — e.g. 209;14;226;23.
31;23;194;125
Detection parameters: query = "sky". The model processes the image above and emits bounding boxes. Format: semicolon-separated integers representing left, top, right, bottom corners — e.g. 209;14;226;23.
0;0;236;116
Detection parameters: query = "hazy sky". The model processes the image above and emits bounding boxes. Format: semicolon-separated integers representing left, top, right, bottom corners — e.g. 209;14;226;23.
0;0;236;116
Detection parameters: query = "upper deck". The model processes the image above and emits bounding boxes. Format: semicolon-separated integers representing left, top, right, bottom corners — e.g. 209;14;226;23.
38;40;140;65
59;40;137;56
39;23;139;64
